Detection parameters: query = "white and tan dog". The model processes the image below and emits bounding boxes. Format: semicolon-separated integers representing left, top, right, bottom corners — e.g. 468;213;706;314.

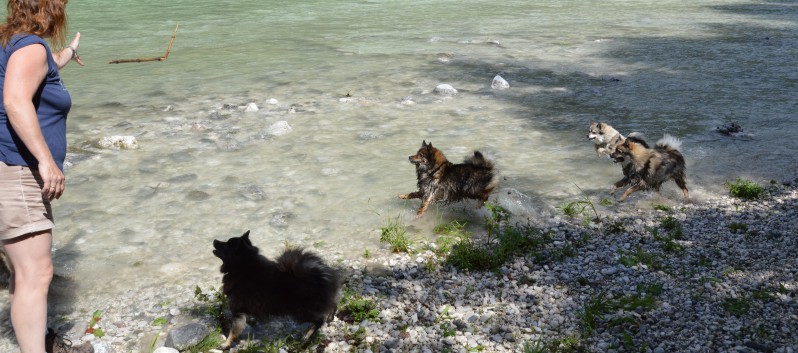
587;121;626;157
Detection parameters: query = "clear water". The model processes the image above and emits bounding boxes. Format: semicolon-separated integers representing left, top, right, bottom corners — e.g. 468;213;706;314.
3;0;798;302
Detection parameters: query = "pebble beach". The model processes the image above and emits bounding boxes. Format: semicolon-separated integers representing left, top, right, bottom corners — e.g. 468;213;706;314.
2;179;795;353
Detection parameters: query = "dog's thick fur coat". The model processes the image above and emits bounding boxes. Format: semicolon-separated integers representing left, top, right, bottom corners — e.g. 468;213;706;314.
213;231;341;349
610;135;689;201
587;121;626;157
399;141;499;217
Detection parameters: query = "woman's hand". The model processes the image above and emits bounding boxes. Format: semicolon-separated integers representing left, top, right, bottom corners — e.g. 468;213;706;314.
68;32;84;66
56;32;84;68
38;160;65;200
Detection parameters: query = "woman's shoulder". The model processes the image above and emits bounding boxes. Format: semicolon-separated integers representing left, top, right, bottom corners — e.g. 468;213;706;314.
2;34;49;60
9;33;47;48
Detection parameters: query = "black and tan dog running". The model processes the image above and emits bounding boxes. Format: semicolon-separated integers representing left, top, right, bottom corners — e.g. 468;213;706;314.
400;140;499;217
212;231;341;350
610;134;689;201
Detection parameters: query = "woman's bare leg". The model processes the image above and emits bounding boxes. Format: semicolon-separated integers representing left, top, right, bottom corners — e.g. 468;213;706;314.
3;230;53;353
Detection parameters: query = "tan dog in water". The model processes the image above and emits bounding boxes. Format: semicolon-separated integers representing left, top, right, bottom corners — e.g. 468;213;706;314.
610;134;689;201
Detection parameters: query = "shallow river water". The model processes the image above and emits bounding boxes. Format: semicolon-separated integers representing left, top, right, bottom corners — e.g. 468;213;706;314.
3;0;797;309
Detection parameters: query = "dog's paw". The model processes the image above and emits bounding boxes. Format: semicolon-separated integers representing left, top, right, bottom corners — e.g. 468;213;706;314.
219;336;233;350
399;194;409;199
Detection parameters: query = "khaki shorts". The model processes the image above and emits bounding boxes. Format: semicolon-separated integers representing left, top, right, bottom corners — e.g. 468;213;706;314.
0;162;54;240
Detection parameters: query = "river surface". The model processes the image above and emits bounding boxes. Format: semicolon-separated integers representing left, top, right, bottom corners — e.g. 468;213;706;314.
2;0;797;311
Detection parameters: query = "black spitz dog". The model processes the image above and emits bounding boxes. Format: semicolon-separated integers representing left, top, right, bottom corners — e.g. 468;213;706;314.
212;231;341;350
399;140;499;217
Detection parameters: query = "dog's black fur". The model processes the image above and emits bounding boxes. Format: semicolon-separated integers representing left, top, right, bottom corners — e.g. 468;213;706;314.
399;141;499;217
0;249;9;288
212;231;341;349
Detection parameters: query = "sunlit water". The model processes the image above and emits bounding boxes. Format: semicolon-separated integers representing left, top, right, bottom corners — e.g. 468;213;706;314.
2;0;797;311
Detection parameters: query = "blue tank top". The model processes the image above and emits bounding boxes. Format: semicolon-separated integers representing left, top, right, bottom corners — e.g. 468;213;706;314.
0;34;71;171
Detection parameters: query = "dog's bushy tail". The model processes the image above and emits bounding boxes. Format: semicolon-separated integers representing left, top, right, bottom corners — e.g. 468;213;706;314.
464;151;494;169
655;134;682;152
278;249;340;285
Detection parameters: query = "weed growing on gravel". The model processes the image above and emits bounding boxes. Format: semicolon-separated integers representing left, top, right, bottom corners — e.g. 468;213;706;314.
434;219;469;237
579;292;610;334
428;219;471;257
523;335;584;353
729;222;748;233
653;204;671;212
559;184;601;224
725;177;765;200
604;220;626;234
445;207;557;272
722;297;751;316
660;216;684;240
337;289;380;323
184;328;223;353
193;286;228;329
379;216;413;252
578;283;663;347
344;327;368;348
618;246;661;270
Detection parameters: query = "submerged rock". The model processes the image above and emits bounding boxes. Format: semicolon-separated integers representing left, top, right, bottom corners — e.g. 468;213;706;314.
244;102;259;112
491;75;510;90
264;121;293;136
97;136;139;150
434;84;458;95
399;96;416;105
186;190;211;201
239;184;266;201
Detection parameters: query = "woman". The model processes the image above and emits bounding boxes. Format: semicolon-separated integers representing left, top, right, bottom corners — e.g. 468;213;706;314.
0;0;90;352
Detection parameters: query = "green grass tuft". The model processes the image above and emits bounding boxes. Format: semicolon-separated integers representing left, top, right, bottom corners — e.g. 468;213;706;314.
337;290;380;323
379;216;413;252
725;177;765;200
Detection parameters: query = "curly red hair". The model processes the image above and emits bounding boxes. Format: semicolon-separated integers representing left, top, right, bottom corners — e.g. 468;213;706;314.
0;0;69;48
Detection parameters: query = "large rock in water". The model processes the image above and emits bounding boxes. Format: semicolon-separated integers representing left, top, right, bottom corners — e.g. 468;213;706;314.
491;75;510;90
97;136;139;149
433;84;458;95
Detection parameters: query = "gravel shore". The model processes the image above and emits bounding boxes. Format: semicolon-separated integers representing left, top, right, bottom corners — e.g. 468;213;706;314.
1;181;796;353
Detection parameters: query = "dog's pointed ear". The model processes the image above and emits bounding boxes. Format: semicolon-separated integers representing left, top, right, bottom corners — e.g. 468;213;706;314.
422;140;428;147
597;122;604;129
242;230;251;244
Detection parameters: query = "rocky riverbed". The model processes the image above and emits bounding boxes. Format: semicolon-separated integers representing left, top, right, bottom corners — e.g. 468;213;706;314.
1;180;797;353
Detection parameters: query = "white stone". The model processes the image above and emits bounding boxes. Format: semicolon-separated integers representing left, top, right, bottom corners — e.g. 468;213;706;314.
433;84;458;95
244;102;259;112
97;136;139;149
265;121;292;136
491;75;510;89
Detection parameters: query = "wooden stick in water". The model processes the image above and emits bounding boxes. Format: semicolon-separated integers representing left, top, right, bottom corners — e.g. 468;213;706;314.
109;24;179;64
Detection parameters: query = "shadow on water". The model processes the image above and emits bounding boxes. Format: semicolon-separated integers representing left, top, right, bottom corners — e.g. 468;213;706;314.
416;0;798;191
